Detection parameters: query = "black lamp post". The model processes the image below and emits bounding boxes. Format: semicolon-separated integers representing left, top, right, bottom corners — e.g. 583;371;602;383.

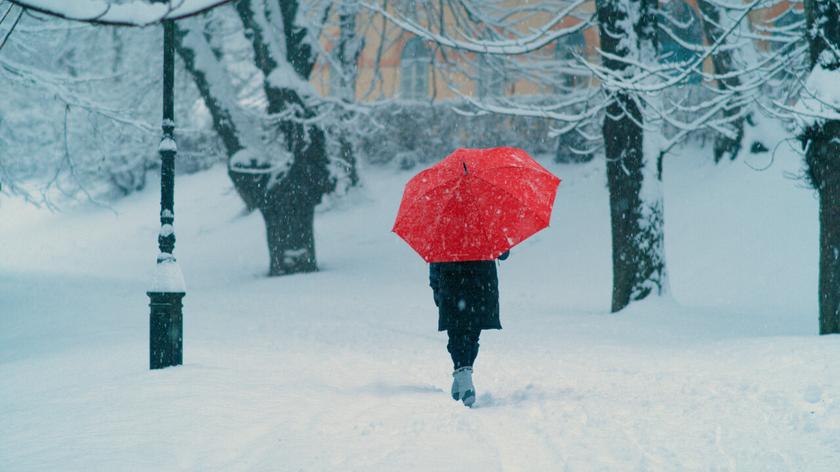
147;18;184;370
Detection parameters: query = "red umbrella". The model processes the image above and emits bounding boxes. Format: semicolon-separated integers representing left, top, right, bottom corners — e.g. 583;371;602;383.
393;147;561;262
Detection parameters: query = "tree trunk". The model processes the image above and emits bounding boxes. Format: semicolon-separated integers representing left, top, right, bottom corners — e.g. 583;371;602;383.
263;196;317;275
339;134;359;186
603;94;667;312
801;0;840;334
597;0;667;313
260;111;332;274
812;125;840;333
697;0;745;162
335;1;362;187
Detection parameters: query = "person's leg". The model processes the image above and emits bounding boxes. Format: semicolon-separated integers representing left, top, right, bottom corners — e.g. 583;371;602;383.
447;328;481;369
447;327;481;406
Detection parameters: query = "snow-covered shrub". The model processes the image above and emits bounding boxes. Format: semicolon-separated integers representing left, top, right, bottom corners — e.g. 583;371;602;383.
356;99;593;167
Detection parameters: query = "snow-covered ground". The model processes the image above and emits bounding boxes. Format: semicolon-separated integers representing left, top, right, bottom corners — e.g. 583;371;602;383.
2;142;839;471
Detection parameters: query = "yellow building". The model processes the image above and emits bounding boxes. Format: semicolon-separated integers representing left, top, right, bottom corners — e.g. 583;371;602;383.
312;0;802;102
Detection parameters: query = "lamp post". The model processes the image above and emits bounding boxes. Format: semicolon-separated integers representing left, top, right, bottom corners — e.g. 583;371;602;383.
147;18;185;370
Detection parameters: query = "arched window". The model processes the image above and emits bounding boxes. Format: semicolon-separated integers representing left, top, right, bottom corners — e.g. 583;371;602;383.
658;0;703;84
477;54;505;98
400;38;431;100
555;30;587;89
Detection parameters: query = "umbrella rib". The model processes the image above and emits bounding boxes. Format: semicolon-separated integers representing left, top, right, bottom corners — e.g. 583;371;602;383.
462;175;497;260
471;174;554;242
472;170;557;225
427;177;466;260
473;163;550;174
472;165;557;183
414;174;462;197
472;176;538;220
395;173;463;231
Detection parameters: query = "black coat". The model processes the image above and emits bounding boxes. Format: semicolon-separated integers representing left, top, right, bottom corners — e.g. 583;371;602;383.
429;252;507;331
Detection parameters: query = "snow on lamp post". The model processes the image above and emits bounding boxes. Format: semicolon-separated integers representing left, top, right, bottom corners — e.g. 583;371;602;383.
148;15;185;369
7;0;234;369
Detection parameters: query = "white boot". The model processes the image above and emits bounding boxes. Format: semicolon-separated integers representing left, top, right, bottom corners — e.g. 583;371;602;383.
452;366;475;407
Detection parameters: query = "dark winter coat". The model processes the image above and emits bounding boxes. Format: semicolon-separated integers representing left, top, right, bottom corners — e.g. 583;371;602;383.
429;252;508;331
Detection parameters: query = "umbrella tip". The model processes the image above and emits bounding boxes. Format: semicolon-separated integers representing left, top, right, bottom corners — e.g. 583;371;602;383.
463;162;468;175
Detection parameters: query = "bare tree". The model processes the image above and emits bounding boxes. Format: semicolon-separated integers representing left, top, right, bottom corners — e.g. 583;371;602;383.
1;3;162;205
175;0;338;276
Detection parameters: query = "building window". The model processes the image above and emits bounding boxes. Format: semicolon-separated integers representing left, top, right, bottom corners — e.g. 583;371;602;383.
555;30;587;89
658;0;703;84
400;37;431;100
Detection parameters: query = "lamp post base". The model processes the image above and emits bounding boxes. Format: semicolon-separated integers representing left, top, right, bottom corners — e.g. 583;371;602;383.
148;291;185;369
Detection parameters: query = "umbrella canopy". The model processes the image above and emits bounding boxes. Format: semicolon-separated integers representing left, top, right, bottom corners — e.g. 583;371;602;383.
393;147;561;262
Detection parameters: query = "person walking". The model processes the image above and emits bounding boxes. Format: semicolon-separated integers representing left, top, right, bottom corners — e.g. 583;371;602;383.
392;147;560;407
429;251;508;407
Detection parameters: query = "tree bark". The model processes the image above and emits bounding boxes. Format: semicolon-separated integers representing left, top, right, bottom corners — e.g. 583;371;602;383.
801;0;840;334
262;197;317;275
809;122;840;334
697;0;745;162
597;0;667;313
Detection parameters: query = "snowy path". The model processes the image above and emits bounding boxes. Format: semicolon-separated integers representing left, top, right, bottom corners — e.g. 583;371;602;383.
2;149;840;471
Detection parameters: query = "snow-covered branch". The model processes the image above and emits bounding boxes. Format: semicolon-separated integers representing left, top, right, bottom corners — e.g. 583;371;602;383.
8;0;233;26
361;0;592;55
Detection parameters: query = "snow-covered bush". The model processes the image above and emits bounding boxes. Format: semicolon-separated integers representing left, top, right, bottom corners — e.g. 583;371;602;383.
356;99;595;168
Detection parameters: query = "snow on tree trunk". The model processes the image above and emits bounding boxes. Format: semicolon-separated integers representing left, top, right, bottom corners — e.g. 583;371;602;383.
697;0;745;162
800;0;840;334
596;0;668;313
174;24;249;156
